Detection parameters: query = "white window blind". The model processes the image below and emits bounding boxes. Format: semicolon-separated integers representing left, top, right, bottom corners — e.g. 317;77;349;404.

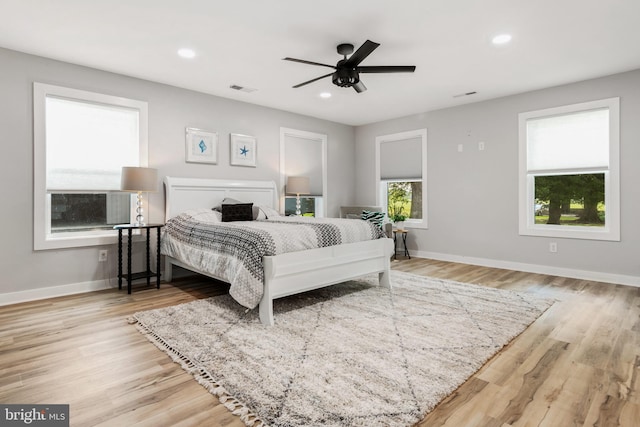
526;108;609;172
380;137;422;180
283;135;323;196
45;96;140;191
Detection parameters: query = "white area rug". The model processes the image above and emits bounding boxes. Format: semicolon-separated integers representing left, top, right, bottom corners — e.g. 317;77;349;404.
132;271;553;427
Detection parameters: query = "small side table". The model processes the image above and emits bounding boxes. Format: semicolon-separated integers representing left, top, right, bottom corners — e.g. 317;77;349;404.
114;224;164;294
392;229;411;260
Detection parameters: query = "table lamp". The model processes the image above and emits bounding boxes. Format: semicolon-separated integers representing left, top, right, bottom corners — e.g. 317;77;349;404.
286;176;310;216
121;166;158;225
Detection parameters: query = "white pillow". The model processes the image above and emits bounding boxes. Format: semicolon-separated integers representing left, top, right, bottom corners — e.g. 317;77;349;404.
255;207;267;220
258;205;281;219
182;208;222;223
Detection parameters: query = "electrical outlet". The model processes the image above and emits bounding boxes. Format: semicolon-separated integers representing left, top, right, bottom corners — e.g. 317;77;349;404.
457;144;463;152
549;242;557;253
98;250;108;262
478;141;485;151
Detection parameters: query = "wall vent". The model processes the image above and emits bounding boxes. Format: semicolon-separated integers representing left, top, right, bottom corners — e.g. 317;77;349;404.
230;85;257;93
453;91;477;98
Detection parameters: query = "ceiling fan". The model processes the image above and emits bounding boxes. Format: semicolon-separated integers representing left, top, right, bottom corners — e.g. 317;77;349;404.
283;40;416;93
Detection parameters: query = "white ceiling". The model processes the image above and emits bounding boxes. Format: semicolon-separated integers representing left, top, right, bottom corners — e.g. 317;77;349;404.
1;0;639;126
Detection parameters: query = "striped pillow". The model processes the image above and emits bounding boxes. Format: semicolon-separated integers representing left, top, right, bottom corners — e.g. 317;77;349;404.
361;210;385;230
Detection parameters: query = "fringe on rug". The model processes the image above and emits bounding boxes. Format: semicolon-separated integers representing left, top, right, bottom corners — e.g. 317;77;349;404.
129;316;266;427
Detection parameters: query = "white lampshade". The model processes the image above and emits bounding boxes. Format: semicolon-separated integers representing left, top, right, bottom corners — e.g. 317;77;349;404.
286;176;310;195
121;167;158;192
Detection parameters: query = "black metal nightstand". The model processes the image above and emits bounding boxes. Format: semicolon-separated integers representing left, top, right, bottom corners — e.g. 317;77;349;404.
113;224;164;294
392;229;411;260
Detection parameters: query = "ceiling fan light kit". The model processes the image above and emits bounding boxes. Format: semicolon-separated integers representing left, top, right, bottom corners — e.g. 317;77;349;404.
332;68;360;87
284;39;416;93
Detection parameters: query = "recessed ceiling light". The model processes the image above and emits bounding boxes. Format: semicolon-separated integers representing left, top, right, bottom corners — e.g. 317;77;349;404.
492;34;512;45
319;92;332;99
177;48;196;59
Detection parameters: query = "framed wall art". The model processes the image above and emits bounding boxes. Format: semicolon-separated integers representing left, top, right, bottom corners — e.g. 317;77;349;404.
185;127;218;164
230;133;257;167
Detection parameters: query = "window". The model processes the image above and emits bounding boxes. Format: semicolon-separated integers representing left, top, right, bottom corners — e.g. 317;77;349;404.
34;83;148;249
280;127;327;217
375;129;427;228
518;98;620;241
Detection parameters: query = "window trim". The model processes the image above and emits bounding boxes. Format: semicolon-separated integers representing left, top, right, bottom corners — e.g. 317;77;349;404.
34;83;149;250
375;129;428;229
518;97;620;241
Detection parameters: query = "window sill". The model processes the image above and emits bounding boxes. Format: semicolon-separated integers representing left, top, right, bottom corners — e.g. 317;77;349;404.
403;220;428;230
519;224;619;242
34;229;142;250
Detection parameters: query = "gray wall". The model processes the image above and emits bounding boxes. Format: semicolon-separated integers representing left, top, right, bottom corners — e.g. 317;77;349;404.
2;44;637;298
0;47;355;295
355;69;640;280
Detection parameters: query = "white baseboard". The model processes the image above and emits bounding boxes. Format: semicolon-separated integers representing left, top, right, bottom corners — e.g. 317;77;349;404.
0;279;118;307
2;252;637;307
412;250;640;288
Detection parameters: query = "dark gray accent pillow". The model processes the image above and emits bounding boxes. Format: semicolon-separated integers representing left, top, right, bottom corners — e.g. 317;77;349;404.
221;203;254;222
213;198;264;220
258;205;281;219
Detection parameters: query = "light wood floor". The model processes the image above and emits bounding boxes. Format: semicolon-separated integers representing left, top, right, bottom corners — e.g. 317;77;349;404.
1;258;638;426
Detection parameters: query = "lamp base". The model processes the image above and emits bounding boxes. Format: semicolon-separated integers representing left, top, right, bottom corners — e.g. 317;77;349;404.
295;194;301;216
134;192;146;226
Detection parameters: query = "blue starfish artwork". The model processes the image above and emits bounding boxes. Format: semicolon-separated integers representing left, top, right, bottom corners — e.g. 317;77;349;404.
240;145;249;156
198;140;207;153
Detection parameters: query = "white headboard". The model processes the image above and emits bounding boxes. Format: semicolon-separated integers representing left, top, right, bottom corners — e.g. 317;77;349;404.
164;176;279;220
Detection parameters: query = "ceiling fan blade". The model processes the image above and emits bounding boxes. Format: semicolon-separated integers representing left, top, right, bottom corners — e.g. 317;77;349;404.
357;65;416;73
343;40;380;67
353;81;367;93
292;72;334;88
283;57;336;69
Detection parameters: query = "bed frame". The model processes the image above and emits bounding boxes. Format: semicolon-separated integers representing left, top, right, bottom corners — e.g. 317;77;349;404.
163;176;393;326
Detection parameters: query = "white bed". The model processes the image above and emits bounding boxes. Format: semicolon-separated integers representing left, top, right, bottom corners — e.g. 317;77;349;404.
163;176;394;326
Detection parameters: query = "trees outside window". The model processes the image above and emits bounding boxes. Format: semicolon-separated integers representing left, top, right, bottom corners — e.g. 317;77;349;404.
386;181;422;221
534;174;605;226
